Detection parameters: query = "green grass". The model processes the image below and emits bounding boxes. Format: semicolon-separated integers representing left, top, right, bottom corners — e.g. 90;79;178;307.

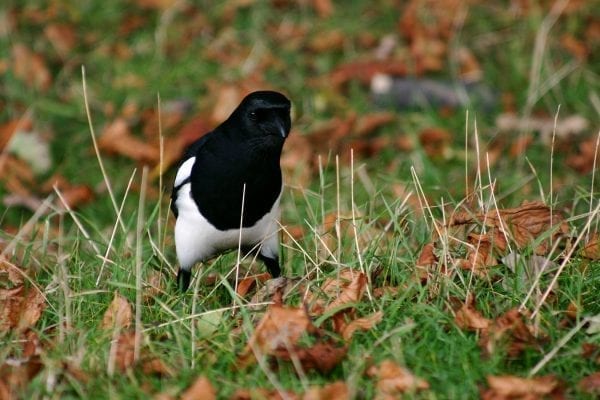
2;0;600;398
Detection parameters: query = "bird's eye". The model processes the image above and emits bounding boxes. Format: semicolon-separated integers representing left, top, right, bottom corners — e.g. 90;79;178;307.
249;111;257;121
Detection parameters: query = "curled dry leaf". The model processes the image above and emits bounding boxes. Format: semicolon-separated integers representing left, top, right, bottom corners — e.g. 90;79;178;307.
236;273;271;298
451;201;568;263
12;43;52;91
271;341;347;374
0;285;46;333
99;118;157;162
237;303;313;368
341;311;383;341
415;242;437;282
482;375;560;399
367;360;429;398
578;372;600;395
479;308;542;358
581;232;600;259
419;127;452;158
453;295;491;331
303;381;349;400
114;331;137;372
101;293;133;330
0;256;24;286
180;375;216;400
141;357;173;377
44;24;76;57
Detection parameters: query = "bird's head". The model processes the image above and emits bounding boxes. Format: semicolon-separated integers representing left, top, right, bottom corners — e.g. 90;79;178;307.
232;91;291;141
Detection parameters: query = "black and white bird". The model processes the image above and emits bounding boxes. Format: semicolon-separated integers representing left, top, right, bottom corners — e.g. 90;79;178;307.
171;91;292;291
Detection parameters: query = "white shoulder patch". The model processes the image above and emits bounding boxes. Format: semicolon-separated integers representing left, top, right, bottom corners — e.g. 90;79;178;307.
174;157;196;187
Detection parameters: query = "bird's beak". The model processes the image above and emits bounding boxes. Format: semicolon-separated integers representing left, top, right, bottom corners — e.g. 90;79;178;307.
276;118;288;138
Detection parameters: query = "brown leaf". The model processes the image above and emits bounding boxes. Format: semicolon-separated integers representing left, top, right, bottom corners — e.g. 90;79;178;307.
323;271;367;315
12;44;52;91
238;303;313;368
567;135;599;174
560;33;588;61
99;118;157;162
479;308;541;358
482;375;559;399
101;293;133;330
303;381;349;400
330;60;408;87
232;388;298;400
141;357;173;378
0;356;43;397
143;270;165;303
180;375;216;400
312;0;334;18
372;286;399;298
581;232;600;259
307;30;345;53
419;127;452;158
114;331;137;372
415;242;437;282
453;295;491;331
341;311;383;341
44;24;76;57
236;273;271;298
0;256;24;286
450;201;568;256
581;342;600;364
0;120;23;152
0;286;46;333
367;360;429;397
354;113;396;137
509;133;534;157
579;372;600;395
271;341;347;374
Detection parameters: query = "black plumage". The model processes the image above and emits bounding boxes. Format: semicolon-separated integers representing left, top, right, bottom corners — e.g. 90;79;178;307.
171;91;291;291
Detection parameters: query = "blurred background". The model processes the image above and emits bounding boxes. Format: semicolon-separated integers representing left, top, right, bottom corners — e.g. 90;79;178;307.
0;0;598;232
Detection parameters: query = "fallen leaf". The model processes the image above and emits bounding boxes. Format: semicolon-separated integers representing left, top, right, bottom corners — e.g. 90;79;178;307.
341;311;383;341
450;201;568;256
44;24;76;57
114;331;137;372
560;33;588;61
567;135;600;174
453;295;491;331
101;293;133;330
303;381;349;400
236;273;271;298
579;372;600;395
415;242;437;282
482;375;560;399
238;303;313;368
0;286;46;333
581;232;600;259
312;0;333;18
12;43;52;91
180;375;216;400
479;308;542;358
141;357;173;377
271;341;347;374
581;342;600;364
367;360;429;398
330;60;408;87
231;388;298;400
419;127;452;158
143;270;165;303
99;118;157;162
0;256;24;286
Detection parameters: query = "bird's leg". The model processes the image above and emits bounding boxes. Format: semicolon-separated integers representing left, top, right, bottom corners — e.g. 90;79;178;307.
258;254;281;278
177;268;192;292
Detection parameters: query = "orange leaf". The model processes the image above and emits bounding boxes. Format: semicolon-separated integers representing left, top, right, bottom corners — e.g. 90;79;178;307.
483;375;559;398
303;381;349;400
98;118;157;162
238;303;313;368
271;341;347;374
453;296;491;331
101;293;133;330
581;232;600;259
181;376;217;400
341;311;383;341
367;360;429;397
12;44;52;92
579;372;600;395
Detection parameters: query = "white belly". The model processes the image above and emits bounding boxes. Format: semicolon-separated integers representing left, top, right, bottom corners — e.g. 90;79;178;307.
174;182;281;270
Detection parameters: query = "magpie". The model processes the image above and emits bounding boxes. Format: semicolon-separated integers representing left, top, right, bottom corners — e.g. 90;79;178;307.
171;91;292;291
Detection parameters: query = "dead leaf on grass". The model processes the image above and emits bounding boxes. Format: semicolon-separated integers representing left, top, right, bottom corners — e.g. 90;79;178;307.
231;388;298;400
237;303;313;368
419;127;452;158
479;308;542;358
180;375;216;400
567;135;600;174
0;285;46;333
581;232;600;259
367;359;429;398
303;381;349;400
141;357;173;378
482;375;561;399
101;293;133;330
44;24;76;57
271;341;347;374
453;295;491;331
113;331;137;372
579;372;600;395
12;43;52;91
236;273;271;298
99;118;157;162
341;311;383;341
